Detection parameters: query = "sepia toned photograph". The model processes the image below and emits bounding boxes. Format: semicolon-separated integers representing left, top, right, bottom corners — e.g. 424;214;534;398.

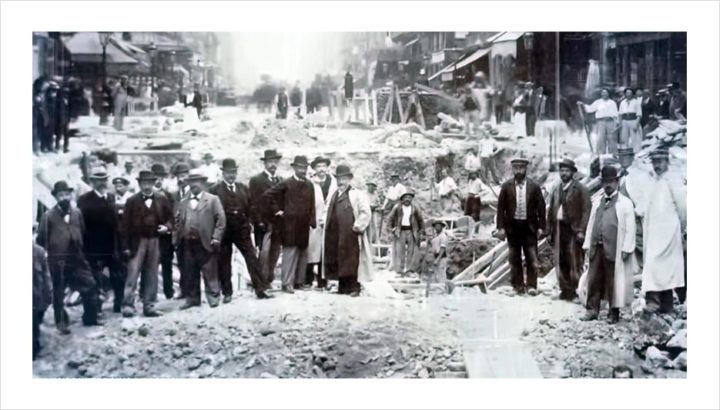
29;30;689;380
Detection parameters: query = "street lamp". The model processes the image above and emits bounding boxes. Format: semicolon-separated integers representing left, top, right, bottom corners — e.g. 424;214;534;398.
523;32;535;84
98;32;113;125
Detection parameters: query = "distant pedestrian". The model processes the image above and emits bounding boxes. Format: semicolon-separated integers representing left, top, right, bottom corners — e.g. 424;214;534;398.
524;82;537;137
323;165;373;296
581;165;637;323
199;153;220;185
436;168;459;214
174;173;226;309
189;85;204;119
668;82;687;120
55;83;71;153
496;157;546;296
275;87;289;119
462;87;480;138
209;159;273;301
641;148;686;314
618;88;642;151
264;156;317;293
478;133;501;184
307;156;337;288
429;220;450;282
578;88;619;155
388;190;424;275
36;181;101;333
344;69;354;101
249;149;283;285
41;81;59;152
637;88;657;128
546;159;591;301
290;82;303;119
113;76;129;131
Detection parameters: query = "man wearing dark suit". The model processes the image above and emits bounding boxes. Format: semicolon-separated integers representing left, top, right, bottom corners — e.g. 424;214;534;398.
174;173;226;309
263;156;316;293
496;157;546;295
77;169;124;314
171;162;192;299
36;181;101;333
210;158;273;301
151;163;176;299
120;171;173;318
249;149;283;285
546;159;591;301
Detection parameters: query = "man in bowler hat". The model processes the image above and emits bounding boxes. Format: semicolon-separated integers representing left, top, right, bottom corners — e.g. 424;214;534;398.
249;149;283;285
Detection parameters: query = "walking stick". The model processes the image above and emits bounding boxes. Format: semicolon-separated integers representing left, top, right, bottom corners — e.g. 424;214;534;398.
577;104;595;155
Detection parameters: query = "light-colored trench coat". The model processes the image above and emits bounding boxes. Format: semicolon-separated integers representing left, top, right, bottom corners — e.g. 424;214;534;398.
581;192;638;308
307;176;337;263
321;186;375;283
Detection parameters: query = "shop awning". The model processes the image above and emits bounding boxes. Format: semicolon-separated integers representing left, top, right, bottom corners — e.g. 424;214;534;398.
428;48;490;81
63;32;138;64
491;32;525;43
404;37;419;47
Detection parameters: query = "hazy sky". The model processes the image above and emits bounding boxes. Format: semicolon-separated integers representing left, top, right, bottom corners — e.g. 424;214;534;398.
229;32;346;90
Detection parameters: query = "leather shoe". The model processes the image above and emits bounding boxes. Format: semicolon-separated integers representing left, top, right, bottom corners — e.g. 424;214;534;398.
607;308;620;324
349;291;360;297
580;311;598;321
223;295;233;304
208;302;219;308
83;319;104;327
527;288;538;297
144;310;163;318
281;286;294;294
122;309;135;318
256;291;274;299
57;324;71;335
180;301;200;310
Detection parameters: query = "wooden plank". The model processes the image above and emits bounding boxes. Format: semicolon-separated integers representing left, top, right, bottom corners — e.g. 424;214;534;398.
395;86;405;124
381;89;394;124
115;150;192;156
371;90;378;126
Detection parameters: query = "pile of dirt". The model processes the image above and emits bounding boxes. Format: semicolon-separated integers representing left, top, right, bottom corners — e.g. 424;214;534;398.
446;237;502;279
250;118;318;148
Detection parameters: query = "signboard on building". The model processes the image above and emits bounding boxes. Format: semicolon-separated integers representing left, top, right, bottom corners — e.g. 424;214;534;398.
432;51;445;64
441;72;454;82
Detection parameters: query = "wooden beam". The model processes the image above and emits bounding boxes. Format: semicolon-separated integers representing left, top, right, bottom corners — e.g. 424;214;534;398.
394;86;405;124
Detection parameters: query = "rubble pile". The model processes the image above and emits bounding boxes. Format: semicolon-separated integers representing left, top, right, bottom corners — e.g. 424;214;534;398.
446;238;501;279
520;291;688;378
250;118;319;148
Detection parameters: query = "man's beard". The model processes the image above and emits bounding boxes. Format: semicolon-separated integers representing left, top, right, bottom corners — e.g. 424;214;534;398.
560;175;571;183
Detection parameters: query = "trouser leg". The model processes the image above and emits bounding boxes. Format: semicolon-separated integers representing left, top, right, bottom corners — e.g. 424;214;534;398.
33;308;45;359
234;228;267;294
294;248;308;286
392;236;403;273
182;241;202;305
176;245;188;297
200;250;221;305
507;239;524;291
67;255;99;325
305;263;316;286
140;237;160;312
523;236;539;290
123;240;146;310
557;223;577;297
63;123;70;151
620;120;630;147
526;112;536;136
49;264;69;328
218;234;234;296
159;235;174;298
281;247;299;288
87;257;106;313
596;121;608;155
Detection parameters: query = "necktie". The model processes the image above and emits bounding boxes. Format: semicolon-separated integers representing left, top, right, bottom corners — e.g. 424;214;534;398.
229;184;235;193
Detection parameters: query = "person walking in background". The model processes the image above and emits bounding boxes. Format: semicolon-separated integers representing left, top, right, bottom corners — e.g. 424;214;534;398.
55;82;71;153
436;168;459;214
307;156;337;289
668;82;687;120
209;159;273;301
40;81;59;153
429;220;450;282
119;171;173;318
323;165;373;296
36;181;101;333
618;87;642;151
198;153;220;186
546;159;591;301
77;169;124;314
578;88;619;155
641;148;686;314
174;173;226;309
388;190;424;276
275;87;289;119
496;157;546;296
249;149;283;286
512;87;527;139
581;166;637;323
263;156;317;293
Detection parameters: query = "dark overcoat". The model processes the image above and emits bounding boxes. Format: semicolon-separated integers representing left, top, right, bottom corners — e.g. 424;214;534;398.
77;191;117;257
263;176;316;248
249;171;280;226
496;178;546;236
546;179;591;240
121;192;173;256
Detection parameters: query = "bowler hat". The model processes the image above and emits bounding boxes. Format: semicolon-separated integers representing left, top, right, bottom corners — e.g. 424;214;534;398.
510;157;530;165
88;169;109;180
186;173;208;182
311;156;331;169
260;149;283;161
617;147;635;157
335;164;353;178
291;156;309;168
400;189;415;200
51;180;74;196
112;176;130;186
124;161;134;166
557;158;577;172
600;165;620;182
649;147;669;160
203;153;214;160
221;158;238;170
137;170;158;182
173;162;191;175
151;164;167;176
366;181;377;187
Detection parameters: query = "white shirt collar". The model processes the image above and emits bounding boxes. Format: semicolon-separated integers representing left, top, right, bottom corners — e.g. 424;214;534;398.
562;180;572;190
604;190;618;200
264;170;275;179
190;191;203;200
94;190;106;199
515;179;527;188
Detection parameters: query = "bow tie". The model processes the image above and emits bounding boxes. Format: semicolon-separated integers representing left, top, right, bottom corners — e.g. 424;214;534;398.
191;195;201;201
604;196;613;204
142;195;154;201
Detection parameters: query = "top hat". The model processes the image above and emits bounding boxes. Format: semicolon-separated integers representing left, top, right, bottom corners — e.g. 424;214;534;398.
335;164;353;178
617;147;635;157
600;165;620;182
291;156;309;168
112;176;130;185
510;157;530;165
203;153;214;160
649;147;670;160
173;162;191;175
311;156;331;169
151;164;168;176
51;180;74;196
260;149;283;161
557;158;577;172
221;158;238;171
400;189;415;200
186;172;208;182
136;170;158;182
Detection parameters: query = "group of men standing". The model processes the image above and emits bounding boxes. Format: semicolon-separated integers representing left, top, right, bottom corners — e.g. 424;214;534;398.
495;146;686;324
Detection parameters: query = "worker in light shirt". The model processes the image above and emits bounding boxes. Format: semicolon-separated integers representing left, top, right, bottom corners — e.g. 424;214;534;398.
578;88;619;155
383;174;407;212
478;133;501;184
618;87;643;152
464;171;490;222
464;148;481;174
436;168;459;214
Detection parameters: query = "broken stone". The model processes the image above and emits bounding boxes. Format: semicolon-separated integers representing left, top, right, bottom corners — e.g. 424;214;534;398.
645;346;673;369
245;356;257;369
672;352;687;371
198;365;215;378
666;329;687;350
321;360;337;371
187;358;203;371
66;359;83;369
418;368;430;378
138;325;149;337
447;362;465;372
259;328;276;337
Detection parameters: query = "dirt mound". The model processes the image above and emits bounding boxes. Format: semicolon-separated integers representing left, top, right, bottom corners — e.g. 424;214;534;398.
250;119;318;148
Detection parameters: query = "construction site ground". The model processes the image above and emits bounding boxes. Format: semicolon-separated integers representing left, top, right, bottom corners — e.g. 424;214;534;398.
32;105;686;378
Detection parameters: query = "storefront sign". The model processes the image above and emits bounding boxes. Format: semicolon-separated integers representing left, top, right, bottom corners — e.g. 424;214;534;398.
432;51;445;64
441;72;454;82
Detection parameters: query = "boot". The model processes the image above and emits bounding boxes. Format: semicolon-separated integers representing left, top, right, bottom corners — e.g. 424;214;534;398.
607;308;620;324
580;311;599;321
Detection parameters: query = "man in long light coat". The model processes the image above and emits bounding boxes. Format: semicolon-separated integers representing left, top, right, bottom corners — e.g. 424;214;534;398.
307;157;337;289
641;148;686;314
322;165;374;296
581;165;637;323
